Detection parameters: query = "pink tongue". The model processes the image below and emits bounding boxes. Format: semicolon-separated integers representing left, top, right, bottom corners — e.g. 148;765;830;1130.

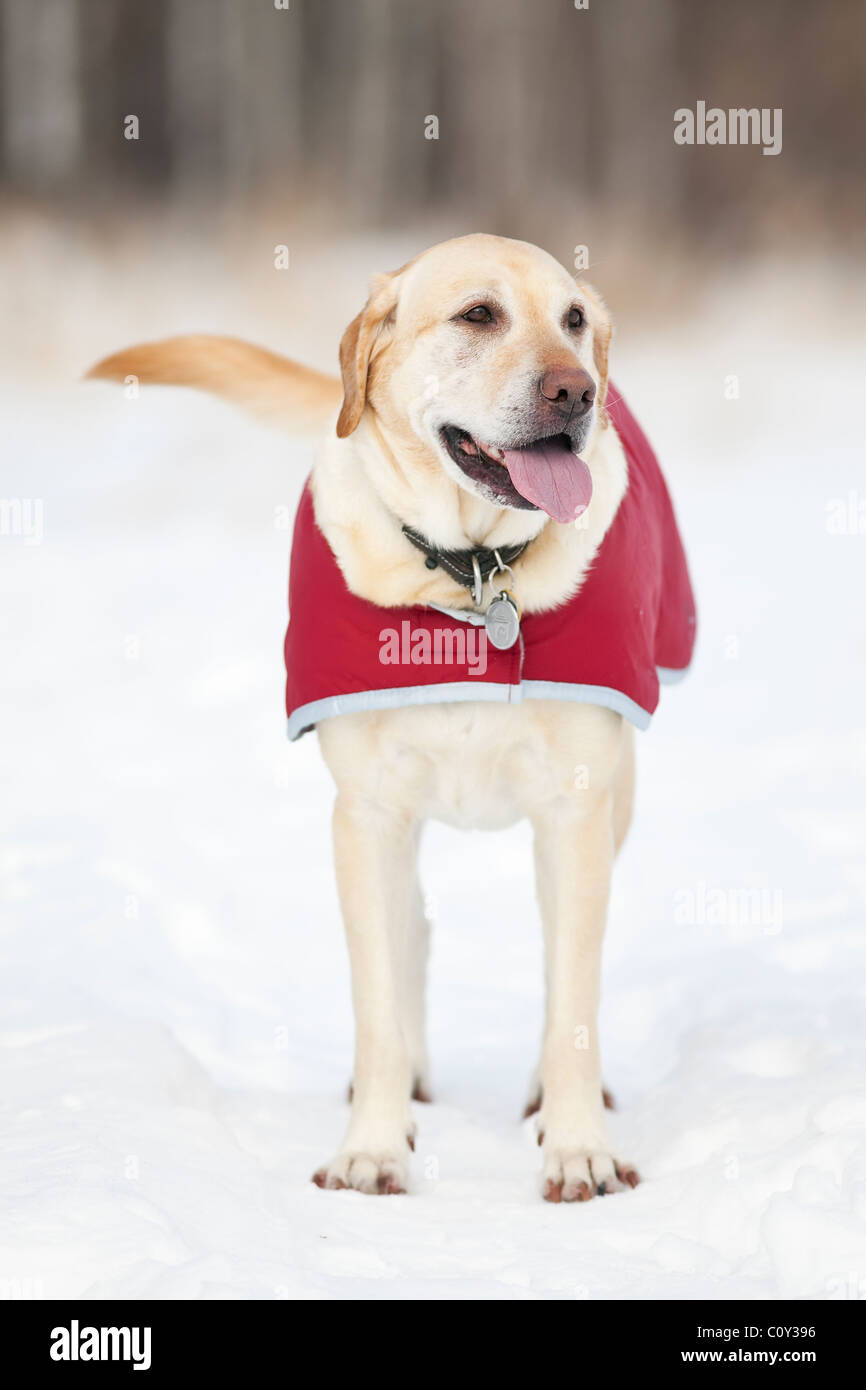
500;436;592;523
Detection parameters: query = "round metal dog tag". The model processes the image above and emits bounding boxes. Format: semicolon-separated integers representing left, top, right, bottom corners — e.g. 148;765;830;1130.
484;591;521;650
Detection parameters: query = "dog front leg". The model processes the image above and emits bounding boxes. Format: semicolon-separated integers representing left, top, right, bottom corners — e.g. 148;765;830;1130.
313;795;415;1195
532;793;639;1203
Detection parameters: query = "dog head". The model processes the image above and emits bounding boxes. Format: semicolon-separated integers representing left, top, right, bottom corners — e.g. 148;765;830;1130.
336;234;611;526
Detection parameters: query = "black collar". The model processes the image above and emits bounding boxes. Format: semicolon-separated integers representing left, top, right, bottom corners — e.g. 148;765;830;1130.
402;524;529;604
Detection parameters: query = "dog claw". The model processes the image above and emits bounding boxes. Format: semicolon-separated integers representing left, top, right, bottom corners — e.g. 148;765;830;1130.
377;1173;406;1195
312;1169;347;1190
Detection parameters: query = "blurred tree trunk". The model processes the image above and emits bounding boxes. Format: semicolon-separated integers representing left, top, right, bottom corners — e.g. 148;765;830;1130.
1;0;82;191
229;2;303;199
347;0;393;214
78;0;170;195
389;0;441;217
167;0;226;194
595;0;681;223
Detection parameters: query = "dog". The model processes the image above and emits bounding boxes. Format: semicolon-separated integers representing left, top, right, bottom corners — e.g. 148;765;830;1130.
88;233;695;1202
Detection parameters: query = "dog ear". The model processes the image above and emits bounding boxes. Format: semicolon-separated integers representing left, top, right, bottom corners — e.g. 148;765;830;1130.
336;271;401;438
576;281;612;425
592;316;612;426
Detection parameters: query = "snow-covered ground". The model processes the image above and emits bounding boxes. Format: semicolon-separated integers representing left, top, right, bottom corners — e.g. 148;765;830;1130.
1;240;865;1300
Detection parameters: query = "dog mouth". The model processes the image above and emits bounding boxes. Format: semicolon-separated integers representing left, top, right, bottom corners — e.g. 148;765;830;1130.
440;426;593;524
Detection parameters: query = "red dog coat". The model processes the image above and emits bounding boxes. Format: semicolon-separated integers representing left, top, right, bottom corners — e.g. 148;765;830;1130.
284;386;696;740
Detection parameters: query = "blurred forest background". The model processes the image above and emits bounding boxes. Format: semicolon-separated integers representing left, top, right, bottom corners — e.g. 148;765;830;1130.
0;0;863;377
2;0;864;237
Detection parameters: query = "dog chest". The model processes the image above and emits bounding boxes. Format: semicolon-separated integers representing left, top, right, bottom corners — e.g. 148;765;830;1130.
318;698;625;830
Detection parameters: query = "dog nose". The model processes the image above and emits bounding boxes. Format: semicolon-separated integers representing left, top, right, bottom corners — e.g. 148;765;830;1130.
539;366;596;417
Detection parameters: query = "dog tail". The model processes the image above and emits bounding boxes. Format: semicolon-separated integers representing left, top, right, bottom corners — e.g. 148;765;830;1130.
85;334;342;433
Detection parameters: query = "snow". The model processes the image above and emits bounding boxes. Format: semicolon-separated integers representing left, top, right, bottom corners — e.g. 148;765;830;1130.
1;254;865;1301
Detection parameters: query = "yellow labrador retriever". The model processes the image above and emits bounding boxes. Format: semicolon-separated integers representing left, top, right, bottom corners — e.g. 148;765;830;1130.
89;234;673;1203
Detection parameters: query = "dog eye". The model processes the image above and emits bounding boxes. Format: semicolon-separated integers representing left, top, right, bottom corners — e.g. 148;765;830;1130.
567;306;585;330
461;304;494;324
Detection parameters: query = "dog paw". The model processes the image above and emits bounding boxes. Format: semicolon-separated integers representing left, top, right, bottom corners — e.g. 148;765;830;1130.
540;1146;639;1203
312;1146;411;1195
